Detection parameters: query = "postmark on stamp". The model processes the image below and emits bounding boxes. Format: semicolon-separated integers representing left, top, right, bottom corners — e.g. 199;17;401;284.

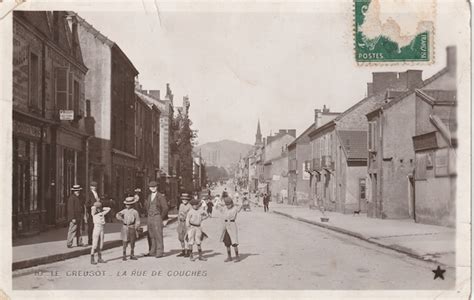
355;0;435;64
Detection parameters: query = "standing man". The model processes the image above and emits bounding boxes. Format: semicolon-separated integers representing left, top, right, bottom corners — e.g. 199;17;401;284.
86;181;100;245
66;185;84;248
144;181;169;258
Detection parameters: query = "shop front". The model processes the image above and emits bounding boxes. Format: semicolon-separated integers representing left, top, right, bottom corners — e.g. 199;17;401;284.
12;118;49;237
53;126;89;225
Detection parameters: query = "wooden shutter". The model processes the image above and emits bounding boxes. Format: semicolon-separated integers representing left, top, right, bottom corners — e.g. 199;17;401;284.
415;153;427;180
55;68;68;110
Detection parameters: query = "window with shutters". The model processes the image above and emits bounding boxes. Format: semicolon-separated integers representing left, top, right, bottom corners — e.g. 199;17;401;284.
73;79;80;114
368;121;376;152
29;52;39;110
55;68;68;110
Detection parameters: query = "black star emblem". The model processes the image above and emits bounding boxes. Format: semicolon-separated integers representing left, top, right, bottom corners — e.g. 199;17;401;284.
432;266;446;280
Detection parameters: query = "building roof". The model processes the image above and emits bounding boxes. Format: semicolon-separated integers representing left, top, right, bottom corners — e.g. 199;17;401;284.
308;93;385;139
288;122;316;148
337;130;367;160
366;67;449;118
135;90;170;116
16;11;87;71
423;90;457;103
73;11;138;75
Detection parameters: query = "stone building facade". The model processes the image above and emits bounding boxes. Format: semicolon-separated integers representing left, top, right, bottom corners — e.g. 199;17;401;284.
13;11;89;235
367;47;457;225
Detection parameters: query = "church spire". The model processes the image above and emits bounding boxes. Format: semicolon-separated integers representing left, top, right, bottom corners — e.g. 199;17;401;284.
255;119;262;146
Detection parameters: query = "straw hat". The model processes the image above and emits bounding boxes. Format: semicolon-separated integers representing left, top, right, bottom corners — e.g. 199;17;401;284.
123;196;138;205
71;184;82;191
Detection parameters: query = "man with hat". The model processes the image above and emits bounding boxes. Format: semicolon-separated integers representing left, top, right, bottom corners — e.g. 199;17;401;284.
144;181;169;258
176;193;192;257
86;181;100;245
66;184;85;248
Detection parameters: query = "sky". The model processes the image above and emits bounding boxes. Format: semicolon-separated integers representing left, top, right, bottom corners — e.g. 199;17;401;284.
75;0;459;145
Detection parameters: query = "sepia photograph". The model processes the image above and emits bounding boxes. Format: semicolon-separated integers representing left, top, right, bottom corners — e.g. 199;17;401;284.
0;0;471;298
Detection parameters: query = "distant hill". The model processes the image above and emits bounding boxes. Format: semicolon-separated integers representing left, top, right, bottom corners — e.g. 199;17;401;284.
195;140;254;169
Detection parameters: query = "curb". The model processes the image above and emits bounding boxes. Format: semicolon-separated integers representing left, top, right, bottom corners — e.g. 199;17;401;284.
272;210;449;267
12;216;177;271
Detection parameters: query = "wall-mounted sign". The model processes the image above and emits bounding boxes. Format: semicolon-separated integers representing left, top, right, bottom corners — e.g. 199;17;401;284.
59;110;74;121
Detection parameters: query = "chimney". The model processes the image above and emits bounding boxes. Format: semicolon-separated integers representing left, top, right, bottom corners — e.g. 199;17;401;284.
288;129;296;137
372;72;398;95
148;90;161;100
367;82;374;97
279;129;286;135
446;46;456;75
314;108;321;123
405;70;423;89
323;105;329;113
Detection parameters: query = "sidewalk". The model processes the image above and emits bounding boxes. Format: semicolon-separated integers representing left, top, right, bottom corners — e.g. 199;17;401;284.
13;214;177;271
251;199;455;267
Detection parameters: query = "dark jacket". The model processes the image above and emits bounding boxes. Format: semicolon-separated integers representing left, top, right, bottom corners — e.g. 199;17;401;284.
144;192;169;219
66;193;84;222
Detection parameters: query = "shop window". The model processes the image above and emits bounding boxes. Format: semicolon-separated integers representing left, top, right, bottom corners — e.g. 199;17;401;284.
13;138;38;215
29;52;39;110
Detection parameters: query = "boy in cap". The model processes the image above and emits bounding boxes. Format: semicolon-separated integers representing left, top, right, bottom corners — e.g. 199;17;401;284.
186;198;209;261
86;181;100;245
216;196;243;262
90;201;111;264
116;196;141;261
176;193;192;257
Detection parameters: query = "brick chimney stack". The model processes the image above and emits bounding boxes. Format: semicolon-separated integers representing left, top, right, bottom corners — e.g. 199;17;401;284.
148;90;161;100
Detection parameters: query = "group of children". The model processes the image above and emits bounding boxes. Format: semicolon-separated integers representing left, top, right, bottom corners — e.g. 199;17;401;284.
89;196;141;264
88;190;242;265
176;191;242;262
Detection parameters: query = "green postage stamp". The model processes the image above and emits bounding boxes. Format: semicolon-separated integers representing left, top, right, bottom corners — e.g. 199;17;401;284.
355;0;435;63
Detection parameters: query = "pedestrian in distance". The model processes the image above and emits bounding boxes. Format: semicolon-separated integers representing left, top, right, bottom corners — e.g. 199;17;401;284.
144;181;169;258
176;193;192;257
186;198;209;261
206;198;214;217
90;201;111;264
86;181;100;245
66;185;85;248
216;196;243;262
116;196;141;261
263;193;270;212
